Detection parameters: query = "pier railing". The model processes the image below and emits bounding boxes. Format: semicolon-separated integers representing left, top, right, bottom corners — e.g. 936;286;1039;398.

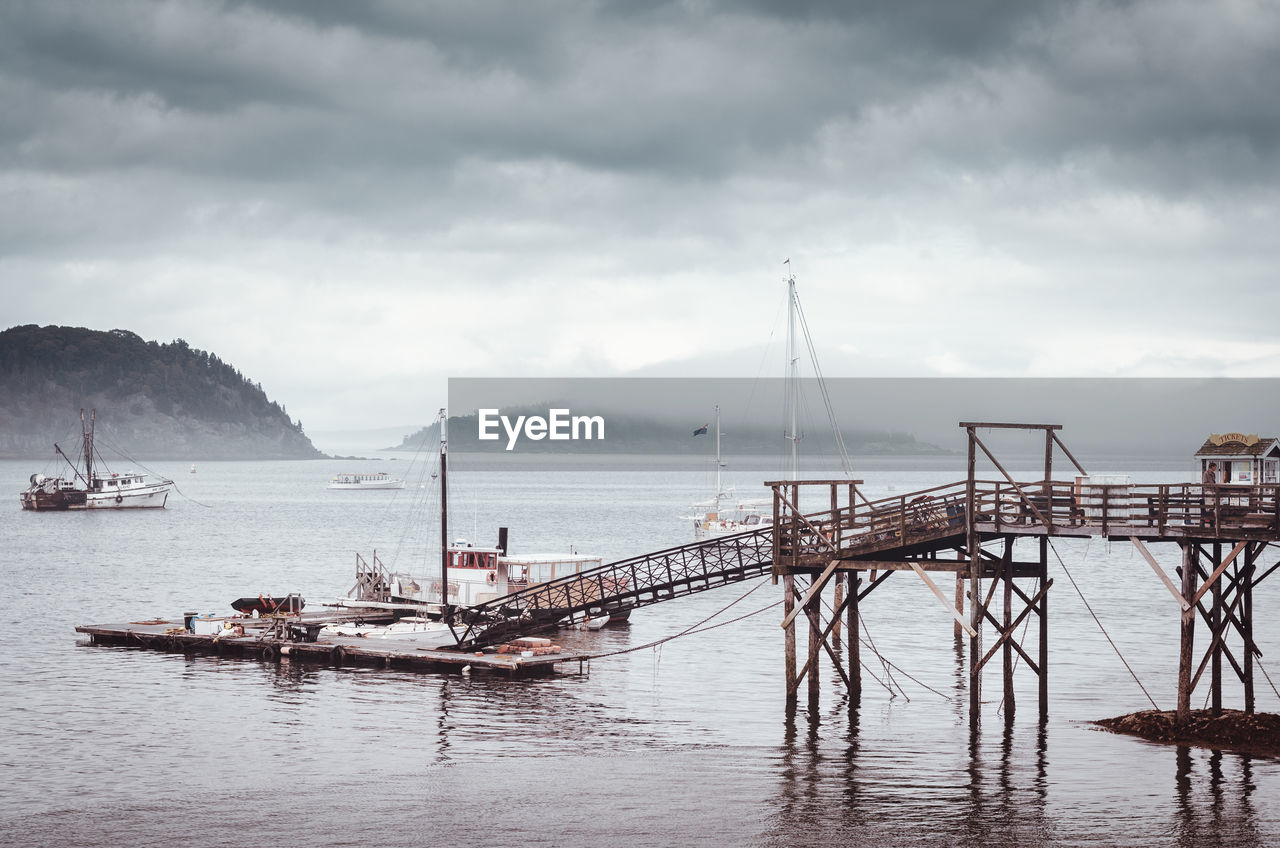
449;528;773;650
772;480;1280;570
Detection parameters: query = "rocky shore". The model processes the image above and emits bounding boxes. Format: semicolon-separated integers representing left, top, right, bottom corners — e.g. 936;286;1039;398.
1095;709;1280;758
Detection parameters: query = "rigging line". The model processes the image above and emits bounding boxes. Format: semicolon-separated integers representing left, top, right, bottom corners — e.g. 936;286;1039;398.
1255;655;1280;703
857;609;907;698
817;591;944;699
996;584;1037;717
792;292;853;476
166;481;213;508
590;575;773;658
742;284;790;425
1049;536;1161;711
590;594;782;660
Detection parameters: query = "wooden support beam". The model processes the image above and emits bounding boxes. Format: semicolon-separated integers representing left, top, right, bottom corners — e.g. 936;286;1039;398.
799;594;854;693
849;573;860;699
857;569;894;600
783;574;796;700
1002;541;1015;716
1188;539;1250;614
910;561;978;637
1130;537;1192;612
780;558;841;630
1039;536;1049;721
1177;544;1197;725
976;581;1052;673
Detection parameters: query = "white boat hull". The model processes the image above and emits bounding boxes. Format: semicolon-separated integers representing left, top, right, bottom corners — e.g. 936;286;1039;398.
83;483;171;509
327;481;404;490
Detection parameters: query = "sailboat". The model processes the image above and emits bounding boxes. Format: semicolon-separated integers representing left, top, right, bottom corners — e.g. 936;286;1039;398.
683;266;853;538
684;405;772;539
20;409;173;511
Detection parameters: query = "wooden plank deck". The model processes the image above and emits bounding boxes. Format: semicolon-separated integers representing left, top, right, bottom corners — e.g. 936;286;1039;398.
76;612;590;677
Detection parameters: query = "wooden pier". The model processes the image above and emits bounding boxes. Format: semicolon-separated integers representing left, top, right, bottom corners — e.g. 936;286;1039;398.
769;422;1280;726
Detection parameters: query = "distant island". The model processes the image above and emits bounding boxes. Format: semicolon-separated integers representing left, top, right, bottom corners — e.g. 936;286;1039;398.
0;324;325;460
387;406;952;456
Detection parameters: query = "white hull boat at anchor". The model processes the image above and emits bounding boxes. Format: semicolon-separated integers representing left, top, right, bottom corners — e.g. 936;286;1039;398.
328;472;405;490
84;474;172;509
318;616;455;646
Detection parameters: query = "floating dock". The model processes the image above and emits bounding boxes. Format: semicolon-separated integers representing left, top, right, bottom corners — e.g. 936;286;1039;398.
76;609;589;677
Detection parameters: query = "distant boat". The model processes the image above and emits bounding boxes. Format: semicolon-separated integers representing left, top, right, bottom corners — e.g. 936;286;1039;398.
327;472;405;490
20;409;172;511
190;464;197;474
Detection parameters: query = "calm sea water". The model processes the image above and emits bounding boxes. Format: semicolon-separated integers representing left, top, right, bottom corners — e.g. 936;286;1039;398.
1;451;1277;847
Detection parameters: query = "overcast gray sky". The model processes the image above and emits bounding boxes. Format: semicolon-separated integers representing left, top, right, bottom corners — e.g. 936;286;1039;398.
3;1;1277;433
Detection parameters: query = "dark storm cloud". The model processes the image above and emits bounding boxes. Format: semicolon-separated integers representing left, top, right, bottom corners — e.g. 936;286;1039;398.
4;0;1274;193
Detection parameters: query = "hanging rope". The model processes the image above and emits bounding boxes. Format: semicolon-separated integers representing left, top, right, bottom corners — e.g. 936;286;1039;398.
589;576;775;660
817;589;949;700
1050;537;1162;710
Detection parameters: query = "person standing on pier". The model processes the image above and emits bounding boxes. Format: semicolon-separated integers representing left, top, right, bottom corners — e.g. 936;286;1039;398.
1202;462;1219;525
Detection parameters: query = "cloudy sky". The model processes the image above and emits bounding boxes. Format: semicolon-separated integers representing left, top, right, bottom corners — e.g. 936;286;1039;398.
3;0;1278;433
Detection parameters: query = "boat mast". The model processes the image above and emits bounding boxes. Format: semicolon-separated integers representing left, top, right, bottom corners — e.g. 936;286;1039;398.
785;265;800;481
82;408;95;487
438;408;449;617
714;404;723;505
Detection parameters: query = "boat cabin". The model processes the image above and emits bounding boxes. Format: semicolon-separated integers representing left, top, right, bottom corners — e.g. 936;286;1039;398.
1194;433;1280;485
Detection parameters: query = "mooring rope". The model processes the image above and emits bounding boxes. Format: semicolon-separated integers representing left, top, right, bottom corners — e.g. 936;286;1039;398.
1049;537;1162;710
816;588;949;700
589;575;775;660
1256;656;1280;703
95;436;214;508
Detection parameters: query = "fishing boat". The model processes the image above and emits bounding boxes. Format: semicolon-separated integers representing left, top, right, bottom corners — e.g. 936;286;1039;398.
20;409;173;511
327;471;405;490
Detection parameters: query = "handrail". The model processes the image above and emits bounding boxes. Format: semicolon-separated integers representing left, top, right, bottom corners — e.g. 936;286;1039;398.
772;480;1280;566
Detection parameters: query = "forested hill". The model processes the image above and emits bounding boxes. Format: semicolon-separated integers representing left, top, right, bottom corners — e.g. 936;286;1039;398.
0;325;325;459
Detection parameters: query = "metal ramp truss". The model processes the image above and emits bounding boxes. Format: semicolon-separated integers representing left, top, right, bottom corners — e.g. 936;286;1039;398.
449;528;772;650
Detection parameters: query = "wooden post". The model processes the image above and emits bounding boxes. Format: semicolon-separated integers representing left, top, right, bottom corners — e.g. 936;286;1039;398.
784;574;797;700
967;426;982;726
831;484;842;646
1039;536;1049;721
807;578;822;701
1245;543;1256;714
1211;541;1223;716
954;572;965;641
832;573;844;647
849;572;861;701
1002;538;1015;718
1177;543;1198;725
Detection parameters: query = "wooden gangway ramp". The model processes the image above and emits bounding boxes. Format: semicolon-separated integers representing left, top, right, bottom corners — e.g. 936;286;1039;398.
450;529;773;650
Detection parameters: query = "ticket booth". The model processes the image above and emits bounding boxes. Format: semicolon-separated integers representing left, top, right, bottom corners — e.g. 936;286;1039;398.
1194;433;1280;486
